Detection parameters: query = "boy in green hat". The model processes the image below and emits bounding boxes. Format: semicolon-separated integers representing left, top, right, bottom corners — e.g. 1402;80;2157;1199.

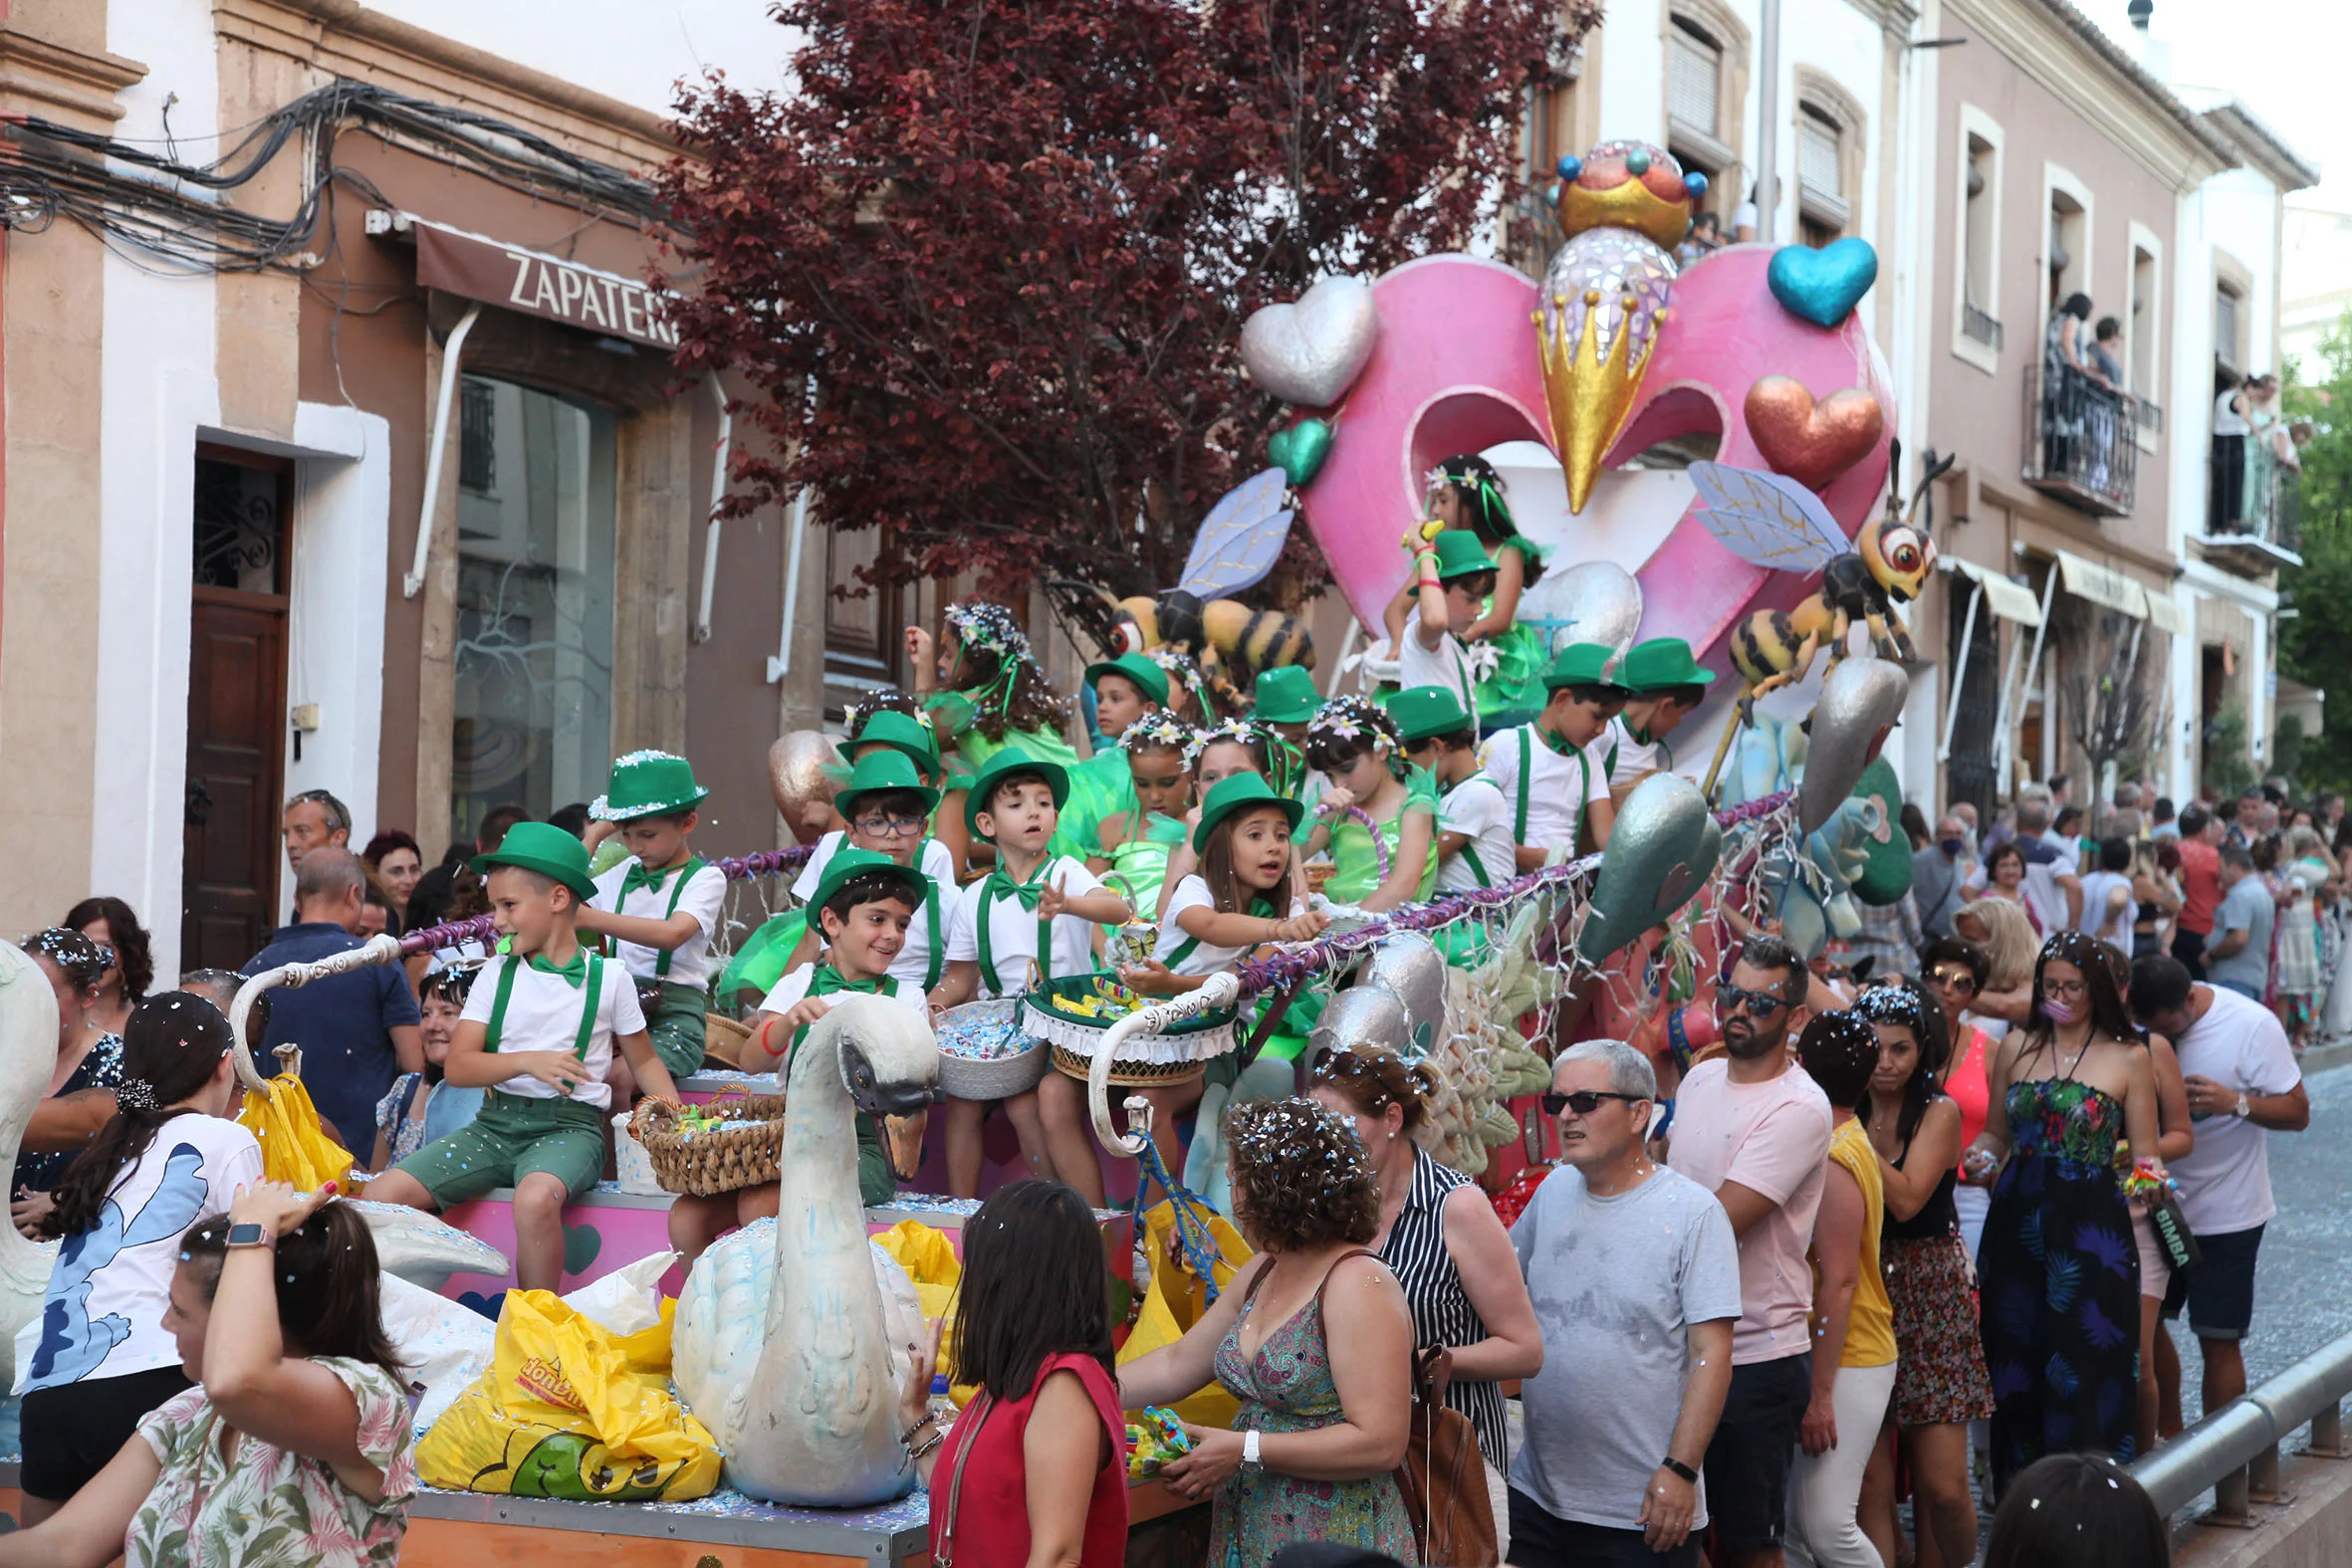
1249;664;1319;749
931;747;1133;1203
1383;531;1498;733
1597;636;1716;790
368;821;680;1292
785;750;953;992
578;750;724;1080
1065;651;1174;863
1393;685;1516;892
1479;642;1629;869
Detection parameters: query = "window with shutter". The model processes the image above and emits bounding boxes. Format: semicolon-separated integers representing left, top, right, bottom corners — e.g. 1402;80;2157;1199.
1669;22;1720;139
1798;111;1841;201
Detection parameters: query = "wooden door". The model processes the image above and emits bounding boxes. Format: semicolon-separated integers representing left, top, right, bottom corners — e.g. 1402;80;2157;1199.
181;449;292;969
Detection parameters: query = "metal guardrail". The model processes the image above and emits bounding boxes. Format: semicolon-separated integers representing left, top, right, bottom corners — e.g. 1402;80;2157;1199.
2130;1330;2352;1521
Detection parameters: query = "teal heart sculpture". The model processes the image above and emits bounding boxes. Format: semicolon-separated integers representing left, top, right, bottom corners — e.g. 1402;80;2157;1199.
1767;238;1878;330
562;1221;602;1278
1576;775;1724;963
1268;418;1333;485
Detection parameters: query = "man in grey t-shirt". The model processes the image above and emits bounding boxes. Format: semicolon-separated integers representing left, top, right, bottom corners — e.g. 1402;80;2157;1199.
2207;846;2274;999
1511;1040;1741;1566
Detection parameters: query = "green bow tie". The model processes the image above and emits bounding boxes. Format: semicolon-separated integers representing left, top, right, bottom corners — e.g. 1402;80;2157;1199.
620;859;688;896
528;949;589;989
808;966;889;1000
1536;725;1583;757
984;865;1052;911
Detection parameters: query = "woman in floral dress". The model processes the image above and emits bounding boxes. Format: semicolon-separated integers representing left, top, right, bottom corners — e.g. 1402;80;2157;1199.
1965;931;2164;1487
1118;1098;1417;1564
0;1180;416;1568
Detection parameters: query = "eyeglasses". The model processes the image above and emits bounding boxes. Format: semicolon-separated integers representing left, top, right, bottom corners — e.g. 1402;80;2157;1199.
852;812;928;837
1925;968;1979;994
1543;1089;1645;1116
1716;983;1789;1017
2041;978;2088;999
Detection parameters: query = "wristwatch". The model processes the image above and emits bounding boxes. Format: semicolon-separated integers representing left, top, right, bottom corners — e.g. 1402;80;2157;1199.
1661;1456;1700;1484
2234;1091;2252;1119
1241;1429;1263;1473
224;1223;272;1250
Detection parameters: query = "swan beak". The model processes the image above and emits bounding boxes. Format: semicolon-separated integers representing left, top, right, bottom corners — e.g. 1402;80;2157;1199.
883;1110;927;1183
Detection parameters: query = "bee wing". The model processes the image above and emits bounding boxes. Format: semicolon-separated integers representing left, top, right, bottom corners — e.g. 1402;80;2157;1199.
1177;469;1294;598
1687;462;1852;574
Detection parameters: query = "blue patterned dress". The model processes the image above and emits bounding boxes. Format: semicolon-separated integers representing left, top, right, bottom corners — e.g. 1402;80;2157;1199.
1977;1076;2140;1484
18;1033;124;1193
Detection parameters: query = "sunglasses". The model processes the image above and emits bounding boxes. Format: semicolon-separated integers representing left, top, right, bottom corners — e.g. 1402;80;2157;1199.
1925;968;1979;994
1716;983;1789;1017
1543;1089;1645;1116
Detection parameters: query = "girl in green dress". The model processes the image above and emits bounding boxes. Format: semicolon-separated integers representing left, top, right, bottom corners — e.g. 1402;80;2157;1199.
909;600;1080;775
1087;711;1195;918
1390;454;1548;726
1301;697;1437;910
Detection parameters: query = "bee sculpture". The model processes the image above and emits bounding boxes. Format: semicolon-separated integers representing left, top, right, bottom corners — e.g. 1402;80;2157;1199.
1693;443;1954;796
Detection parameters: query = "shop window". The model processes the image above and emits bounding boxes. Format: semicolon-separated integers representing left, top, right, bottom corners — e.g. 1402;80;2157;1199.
450;375;617;844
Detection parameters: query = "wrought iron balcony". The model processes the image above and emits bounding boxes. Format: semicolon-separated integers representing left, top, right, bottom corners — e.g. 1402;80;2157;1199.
1963;304;2002;350
2023;362;2136;517
2201;443;2302;572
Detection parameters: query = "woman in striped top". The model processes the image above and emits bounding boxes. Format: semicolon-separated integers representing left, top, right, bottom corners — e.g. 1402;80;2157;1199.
1309;1049;1542;1501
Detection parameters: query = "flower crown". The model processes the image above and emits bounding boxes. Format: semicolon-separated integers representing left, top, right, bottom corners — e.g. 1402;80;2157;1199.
845;687;931;738
1184;716;1267;769
1224;1097;1363;1170
1147;645;1206;694
942;600;1032;665
1306;695;1398;752
1123;712;1197;756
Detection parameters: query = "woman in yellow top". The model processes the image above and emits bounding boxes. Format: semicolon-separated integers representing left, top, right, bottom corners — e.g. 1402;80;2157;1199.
1790;1010;1899;1568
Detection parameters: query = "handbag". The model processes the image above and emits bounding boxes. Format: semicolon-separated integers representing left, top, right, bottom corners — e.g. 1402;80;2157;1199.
1395;1344;1500;1568
932;1393;994;1568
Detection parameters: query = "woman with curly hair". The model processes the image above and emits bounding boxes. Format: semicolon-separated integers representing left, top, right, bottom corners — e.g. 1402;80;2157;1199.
907;602;1078;774
64;898;151;1036
1301;697;1437;909
1118;1097;1416;1562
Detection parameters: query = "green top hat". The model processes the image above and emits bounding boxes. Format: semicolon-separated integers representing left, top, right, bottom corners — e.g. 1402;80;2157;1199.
1542;642;1629;692
834;750;942;822
589;750;710;822
1250;666;1319;725
1193;773;1306;853
808;847;929;917
473;820;598;900
848;710;941;780
963;747;1071;839
1429;532;1499;582
1621;637;1717;693
1083;652;1171;708
1386;684;1477;744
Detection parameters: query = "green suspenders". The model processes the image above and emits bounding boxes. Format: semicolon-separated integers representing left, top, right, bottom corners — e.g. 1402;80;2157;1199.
483;953;604;1061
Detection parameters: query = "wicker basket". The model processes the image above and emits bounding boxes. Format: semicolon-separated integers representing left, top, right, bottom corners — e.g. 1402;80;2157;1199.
934;998;1050;1100
1025;975;1238;1088
632;1086;787;1196
700;1011;757;1071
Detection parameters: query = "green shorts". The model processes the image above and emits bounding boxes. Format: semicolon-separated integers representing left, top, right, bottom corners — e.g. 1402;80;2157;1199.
642;980;708;1078
853;1123;895;1209
393;1090;607;1207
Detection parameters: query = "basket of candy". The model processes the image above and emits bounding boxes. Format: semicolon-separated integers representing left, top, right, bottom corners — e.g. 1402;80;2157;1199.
933;997;1051;1100
1026;974;1238;1088
631;1085;787;1196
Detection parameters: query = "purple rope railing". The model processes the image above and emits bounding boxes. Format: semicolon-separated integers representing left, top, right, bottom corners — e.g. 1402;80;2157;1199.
394;844;817;957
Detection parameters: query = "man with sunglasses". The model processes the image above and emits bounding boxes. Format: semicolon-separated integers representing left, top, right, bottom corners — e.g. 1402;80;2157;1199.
280;787;351;877
1510;1041;1739;1568
1662;935;1832;1568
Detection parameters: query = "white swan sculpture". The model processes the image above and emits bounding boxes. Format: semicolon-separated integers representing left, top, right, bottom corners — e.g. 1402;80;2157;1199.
672;995;942;1505
0;942;62;1390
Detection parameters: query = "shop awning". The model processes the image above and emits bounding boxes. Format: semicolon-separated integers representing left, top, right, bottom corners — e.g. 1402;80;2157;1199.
2055;550;2148;619
2144;590;2190;637
1946;558;2043;625
370;210;681;350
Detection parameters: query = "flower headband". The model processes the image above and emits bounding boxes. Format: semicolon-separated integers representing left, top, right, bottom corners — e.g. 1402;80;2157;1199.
1123;712;1197;757
1184;716;1267;769
1306;695;1398;752
942;600;1032;665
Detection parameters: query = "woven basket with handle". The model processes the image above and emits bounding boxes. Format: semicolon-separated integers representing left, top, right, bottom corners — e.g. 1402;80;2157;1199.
631;1085;787;1196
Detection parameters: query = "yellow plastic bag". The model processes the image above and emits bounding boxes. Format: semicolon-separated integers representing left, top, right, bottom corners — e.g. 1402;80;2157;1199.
236;1073;354;1190
416;1289;720;1502
875;1218;961;1320
1115;1198;1253;1429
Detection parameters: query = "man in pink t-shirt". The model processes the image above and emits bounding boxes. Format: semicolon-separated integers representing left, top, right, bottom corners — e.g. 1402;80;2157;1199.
1667;934;1834;1568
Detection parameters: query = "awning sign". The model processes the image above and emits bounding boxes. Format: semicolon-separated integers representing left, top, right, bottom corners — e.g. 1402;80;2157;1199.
405;216;679;350
2144;591;2189;636
2055;551;2148;620
1947;559;2044;626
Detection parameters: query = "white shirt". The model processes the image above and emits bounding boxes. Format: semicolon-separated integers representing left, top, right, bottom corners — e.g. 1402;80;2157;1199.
21;1114;264;1393
1399;608;1479;729
2215;388;2250;438
1481;724;1607;855
795;832;958;989
1594;713;1676;787
945;855;1108;998
2168;985;2303;1233
1436;774;1516;891
757;964;931;1033
1153;875;1305;975
2074;869;2134;945
589;858;727;988
460;951;647;1110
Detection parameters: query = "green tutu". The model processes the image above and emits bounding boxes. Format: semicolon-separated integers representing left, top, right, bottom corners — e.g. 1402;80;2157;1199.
1476;620;1547;721
716;909;806;1008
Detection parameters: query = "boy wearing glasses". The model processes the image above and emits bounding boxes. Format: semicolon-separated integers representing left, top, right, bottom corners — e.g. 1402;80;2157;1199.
579;751;726;1078
782;750;958;991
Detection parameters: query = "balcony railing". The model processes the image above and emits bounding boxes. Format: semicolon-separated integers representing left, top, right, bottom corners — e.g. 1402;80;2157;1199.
2023;361;2137;517
1962;303;2002;349
2204;433;2303;569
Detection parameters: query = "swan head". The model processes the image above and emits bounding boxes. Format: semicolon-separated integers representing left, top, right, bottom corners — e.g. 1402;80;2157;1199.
816;995;943;1180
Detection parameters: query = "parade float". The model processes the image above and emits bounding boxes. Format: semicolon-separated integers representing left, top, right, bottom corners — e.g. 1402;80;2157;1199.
0;137;1937;1565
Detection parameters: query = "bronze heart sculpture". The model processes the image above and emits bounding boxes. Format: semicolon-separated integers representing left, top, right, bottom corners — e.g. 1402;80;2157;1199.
1744;376;1884;492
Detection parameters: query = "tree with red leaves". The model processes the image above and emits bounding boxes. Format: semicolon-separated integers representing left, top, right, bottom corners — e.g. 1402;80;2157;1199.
655;0;1584;606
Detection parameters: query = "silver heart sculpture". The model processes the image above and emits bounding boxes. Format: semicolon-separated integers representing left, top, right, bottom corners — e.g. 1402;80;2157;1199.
1799;657;1910;835
1360;931;1448;1050
1240;276;1378;409
1307;983;1412;1071
1575;774;1723;964
1516;560;1644;658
